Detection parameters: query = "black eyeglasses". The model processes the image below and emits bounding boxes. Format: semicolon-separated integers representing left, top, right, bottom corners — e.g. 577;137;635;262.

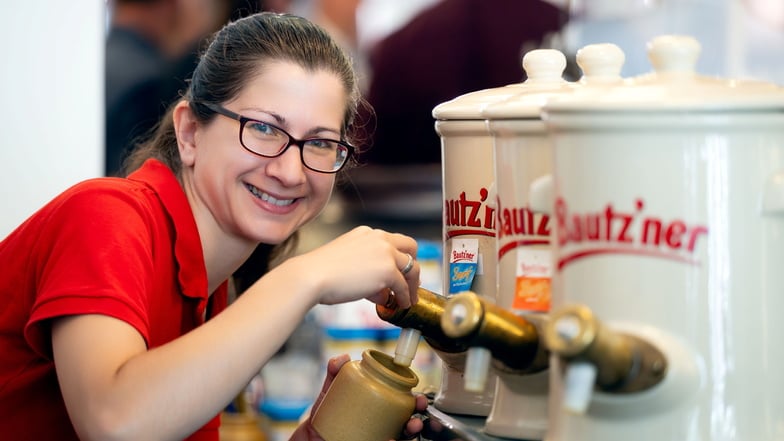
202;103;354;173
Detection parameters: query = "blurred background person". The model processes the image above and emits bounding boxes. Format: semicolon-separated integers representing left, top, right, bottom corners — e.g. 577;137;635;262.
292;0;368;91
359;0;567;168
105;0;303;177
329;0;566;226
105;0;237;176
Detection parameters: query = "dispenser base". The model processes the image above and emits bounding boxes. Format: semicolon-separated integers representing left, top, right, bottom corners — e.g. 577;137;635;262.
423;406;541;441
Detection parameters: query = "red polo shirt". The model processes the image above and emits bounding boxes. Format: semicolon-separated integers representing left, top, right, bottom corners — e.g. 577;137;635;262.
0;159;228;440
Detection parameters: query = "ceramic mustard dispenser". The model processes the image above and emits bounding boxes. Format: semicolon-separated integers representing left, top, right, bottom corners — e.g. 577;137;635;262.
311;349;419;441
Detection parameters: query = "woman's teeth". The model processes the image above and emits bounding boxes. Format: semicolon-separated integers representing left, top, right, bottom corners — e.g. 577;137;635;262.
246;184;295;206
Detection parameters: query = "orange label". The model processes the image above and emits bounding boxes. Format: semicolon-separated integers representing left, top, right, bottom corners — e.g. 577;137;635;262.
512;276;550;312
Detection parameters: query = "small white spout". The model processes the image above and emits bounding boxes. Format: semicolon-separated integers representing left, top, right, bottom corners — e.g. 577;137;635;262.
393;328;422;366
554;314;582;341
529;174;553;214
563;361;597;414
464;347;492;392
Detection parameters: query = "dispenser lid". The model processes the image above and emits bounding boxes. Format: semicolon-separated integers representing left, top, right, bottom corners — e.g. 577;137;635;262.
483;43;624;119
432;49;570;120
575;42;626;85
545;35;784;113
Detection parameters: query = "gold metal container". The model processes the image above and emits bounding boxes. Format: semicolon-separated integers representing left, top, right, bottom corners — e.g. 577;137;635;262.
311;349;419;441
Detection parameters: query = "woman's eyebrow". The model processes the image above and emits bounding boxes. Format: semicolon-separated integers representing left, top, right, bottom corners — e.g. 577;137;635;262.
243;107;341;138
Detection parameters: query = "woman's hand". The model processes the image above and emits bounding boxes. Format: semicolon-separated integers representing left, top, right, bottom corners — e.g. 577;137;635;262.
290;354;429;441
290;226;421;309
400;393;429;440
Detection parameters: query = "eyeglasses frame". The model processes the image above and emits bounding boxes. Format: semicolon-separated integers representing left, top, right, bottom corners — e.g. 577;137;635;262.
200;102;354;174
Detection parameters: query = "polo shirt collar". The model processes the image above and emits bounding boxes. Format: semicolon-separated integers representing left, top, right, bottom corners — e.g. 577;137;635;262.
127;159;208;301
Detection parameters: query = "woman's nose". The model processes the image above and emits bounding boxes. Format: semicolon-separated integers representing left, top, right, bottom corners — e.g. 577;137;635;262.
266;144;307;185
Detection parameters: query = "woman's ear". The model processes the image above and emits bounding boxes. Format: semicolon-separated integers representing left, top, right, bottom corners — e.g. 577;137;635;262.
173;100;198;166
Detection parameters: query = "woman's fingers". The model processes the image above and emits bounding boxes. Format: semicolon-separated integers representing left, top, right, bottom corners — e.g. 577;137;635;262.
306;226;422;307
385;246;421;309
310;354;350;412
398;394;429;440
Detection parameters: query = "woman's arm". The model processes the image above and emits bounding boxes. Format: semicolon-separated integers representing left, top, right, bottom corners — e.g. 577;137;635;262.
53;226;421;441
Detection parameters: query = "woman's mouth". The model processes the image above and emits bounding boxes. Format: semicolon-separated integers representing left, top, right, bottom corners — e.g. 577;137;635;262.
245;183;296;207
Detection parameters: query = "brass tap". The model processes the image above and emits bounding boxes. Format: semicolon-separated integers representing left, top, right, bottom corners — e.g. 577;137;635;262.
376;287;469;354
544;304;667;393
439;291;548;373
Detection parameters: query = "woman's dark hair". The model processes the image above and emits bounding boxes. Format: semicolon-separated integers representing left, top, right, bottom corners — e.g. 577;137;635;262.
123;12;362;279
123;11;362;177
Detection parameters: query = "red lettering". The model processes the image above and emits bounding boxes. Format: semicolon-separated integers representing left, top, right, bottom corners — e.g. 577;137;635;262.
445;188;495;232
497;204;549;240
537;214;551;236
452;250;476;262
687;225;709;251
642;218;662;245
665;220;687;249
555;197;709;266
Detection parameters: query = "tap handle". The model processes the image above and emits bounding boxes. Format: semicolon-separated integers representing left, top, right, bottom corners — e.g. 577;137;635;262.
376;287;468;353
545;304;668;393
441;291;544;372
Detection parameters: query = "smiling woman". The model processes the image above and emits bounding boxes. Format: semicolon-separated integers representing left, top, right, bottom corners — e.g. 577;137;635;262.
0;12;427;441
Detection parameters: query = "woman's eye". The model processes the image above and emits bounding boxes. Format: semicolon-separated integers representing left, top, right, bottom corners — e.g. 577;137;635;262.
246;121;276;136
305;139;334;150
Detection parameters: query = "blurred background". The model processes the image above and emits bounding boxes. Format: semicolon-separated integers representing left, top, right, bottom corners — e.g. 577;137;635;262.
2;0;783;438
5;0;784;238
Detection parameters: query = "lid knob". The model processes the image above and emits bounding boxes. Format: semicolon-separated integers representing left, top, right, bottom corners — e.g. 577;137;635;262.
523;49;567;84
576;43;625;83
647;34;701;74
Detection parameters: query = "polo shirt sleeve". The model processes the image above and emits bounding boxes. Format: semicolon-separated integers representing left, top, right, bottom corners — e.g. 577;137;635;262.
24;182;162;358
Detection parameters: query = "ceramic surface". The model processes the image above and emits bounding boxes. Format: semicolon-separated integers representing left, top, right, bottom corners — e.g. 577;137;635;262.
477;43;624;440
311;349;418;441
543;35;784;441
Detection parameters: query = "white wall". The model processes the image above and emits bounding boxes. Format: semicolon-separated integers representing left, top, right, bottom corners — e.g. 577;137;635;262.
559;0;784;83
0;2;104;238
355;0;441;51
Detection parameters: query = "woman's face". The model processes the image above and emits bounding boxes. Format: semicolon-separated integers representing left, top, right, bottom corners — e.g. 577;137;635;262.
182;60;348;245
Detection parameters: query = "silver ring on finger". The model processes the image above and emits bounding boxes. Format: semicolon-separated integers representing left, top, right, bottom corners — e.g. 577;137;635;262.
400;253;414;275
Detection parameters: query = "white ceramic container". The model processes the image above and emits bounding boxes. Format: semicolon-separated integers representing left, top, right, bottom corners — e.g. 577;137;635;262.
542;35;784;441
432;49;573;416
481;43;624;440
